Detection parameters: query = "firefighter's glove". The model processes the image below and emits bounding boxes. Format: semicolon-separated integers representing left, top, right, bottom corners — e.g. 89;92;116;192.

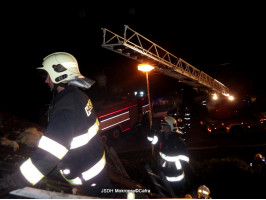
0;174;19;197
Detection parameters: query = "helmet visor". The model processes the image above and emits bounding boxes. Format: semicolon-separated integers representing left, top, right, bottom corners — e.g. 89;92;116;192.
36;69;48;79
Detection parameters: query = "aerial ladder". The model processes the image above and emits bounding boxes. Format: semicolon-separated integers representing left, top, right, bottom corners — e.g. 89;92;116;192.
101;25;231;96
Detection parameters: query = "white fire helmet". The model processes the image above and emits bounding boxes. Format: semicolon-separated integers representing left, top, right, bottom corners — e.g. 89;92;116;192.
37;52;95;89
197;185;210;199
161;116;182;134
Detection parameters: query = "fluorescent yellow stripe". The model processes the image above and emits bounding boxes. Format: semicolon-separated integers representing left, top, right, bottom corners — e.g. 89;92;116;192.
159;152;179;162
82;152;106;181
60;152;106;185
38;119;100;158
166;172;185;182
175;160;182;169
38;136;68;159
20;158;44;185
152;136;158;145
59;170;83;185
159;152;189;163
147;135;158;144
70;119;99;149
178;155;190;163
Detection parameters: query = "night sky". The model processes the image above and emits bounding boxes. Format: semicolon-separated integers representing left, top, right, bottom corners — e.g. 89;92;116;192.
1;1;265;121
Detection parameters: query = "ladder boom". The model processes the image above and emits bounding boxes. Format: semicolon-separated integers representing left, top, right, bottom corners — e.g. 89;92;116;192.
102;25;230;95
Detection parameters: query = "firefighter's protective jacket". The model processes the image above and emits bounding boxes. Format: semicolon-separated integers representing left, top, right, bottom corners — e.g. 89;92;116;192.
159;133;189;182
147;129;189;183
14;86;107;192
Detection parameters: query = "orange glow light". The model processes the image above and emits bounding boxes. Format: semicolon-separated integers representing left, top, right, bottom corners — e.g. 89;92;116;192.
138;64;154;72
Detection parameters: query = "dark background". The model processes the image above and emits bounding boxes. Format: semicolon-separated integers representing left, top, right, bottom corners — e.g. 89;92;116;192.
1;1;265;121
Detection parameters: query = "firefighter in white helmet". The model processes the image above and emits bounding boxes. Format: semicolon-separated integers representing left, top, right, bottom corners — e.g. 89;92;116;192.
197;185;211;199
147;116;189;197
37;52;95;90
0;52;124;198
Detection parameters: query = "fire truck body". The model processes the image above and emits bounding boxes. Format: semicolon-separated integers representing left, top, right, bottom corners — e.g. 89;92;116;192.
95;97;149;141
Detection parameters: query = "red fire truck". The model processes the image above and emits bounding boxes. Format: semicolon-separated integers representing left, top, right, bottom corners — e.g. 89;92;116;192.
95;97;149;143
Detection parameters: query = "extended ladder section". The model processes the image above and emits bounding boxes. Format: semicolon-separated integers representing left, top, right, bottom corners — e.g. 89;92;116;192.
102;25;230;95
